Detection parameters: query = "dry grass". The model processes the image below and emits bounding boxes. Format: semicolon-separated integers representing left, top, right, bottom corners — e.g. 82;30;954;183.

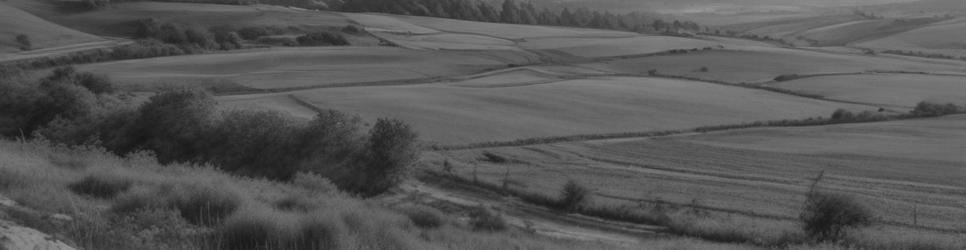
0;2;103;54
520;36;720;58
394;14;636;39
79;47;526;90
590;49;966;83
858;18;966;56
770;73;966;107
429;115;966;247
0;139;755;250
279;76;872;144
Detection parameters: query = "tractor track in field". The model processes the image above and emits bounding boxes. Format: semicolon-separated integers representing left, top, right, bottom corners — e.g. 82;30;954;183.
391;179;665;245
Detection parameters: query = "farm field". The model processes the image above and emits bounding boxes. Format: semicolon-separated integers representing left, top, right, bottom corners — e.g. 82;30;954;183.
428;115;966;231
519;36;721;58
396;14;636;39
16;1;354;37
0;2;104;54
271;76;874;144
79;47;532;90
770;73;966;107
589;48;966;83
4;0;966;249
857;18;966;56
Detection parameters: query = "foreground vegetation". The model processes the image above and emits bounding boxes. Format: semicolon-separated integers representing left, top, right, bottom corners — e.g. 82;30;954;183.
1;139;700;250
0;67;414;197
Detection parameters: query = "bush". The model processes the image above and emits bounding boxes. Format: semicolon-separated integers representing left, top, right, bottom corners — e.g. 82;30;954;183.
215;213;282;250
480;151;508;163
212;30;243;50
800;192;873;241
237;26;271;40
403;205;446;229
68;174;133;199
911;101;960;117
468;206;506;232
135;19;217;49
294;214;344;250
215;211;345;250
172;184;243;226
274;195;318;212
15;34;31;51
256;36;298;46
830;109;854;121
342;25;364;34
296;31;349;46
343;118;418;197
111;183;243;226
558;180;591;212
120;89;215;163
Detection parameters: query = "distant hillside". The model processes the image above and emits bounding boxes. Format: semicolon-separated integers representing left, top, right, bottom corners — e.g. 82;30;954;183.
0;2;103;54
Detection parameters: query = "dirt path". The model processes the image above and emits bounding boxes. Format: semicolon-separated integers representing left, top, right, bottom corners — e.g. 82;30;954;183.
0;38;132;63
391;181;664;245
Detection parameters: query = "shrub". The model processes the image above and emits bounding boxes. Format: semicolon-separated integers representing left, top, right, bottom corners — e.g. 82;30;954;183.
558;180;591;212
911;101;960;117
256;36;298;46
274;195;318;212
237;26;271;40
15;34;31;51
468;206;506;232
215;210;346;250
293;214;344;250
68;174;134;199
830;109;854;121
291;172;338;194
351;118;418;197
111;187;169;214
212;30;243;50
172;184;243;226
480;151;508;163
800;192;873;241
342;25;364;34
774;74;801;82
111;183;243;226
403;205;446;229
120;89;215;163
296;31;349;46
215;213;283;250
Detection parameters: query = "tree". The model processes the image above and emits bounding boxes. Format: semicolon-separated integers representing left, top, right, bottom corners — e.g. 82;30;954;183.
500;0;519;24
558;180;591;212
348;118;418;197
800;192;873;241
15;34;31;51
120;90;215;163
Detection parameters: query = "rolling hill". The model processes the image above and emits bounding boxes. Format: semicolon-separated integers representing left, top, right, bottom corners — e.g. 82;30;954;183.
857;18;966;56
770;73;966;107
239;76;875;144
0;2;104;54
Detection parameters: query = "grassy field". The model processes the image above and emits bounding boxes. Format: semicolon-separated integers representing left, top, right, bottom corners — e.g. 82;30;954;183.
274;76;873;144
521;36;721;58
0;2;104;54
22;2;354;37
589;48;966;83
79;47;532;90
428;115;966;241
770;73;966;107
858;18;966;56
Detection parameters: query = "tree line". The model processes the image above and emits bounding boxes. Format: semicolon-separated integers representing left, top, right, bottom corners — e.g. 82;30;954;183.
341;0;706;34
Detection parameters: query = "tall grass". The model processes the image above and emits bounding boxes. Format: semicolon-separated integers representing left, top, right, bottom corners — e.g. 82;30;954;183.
0;140;674;250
